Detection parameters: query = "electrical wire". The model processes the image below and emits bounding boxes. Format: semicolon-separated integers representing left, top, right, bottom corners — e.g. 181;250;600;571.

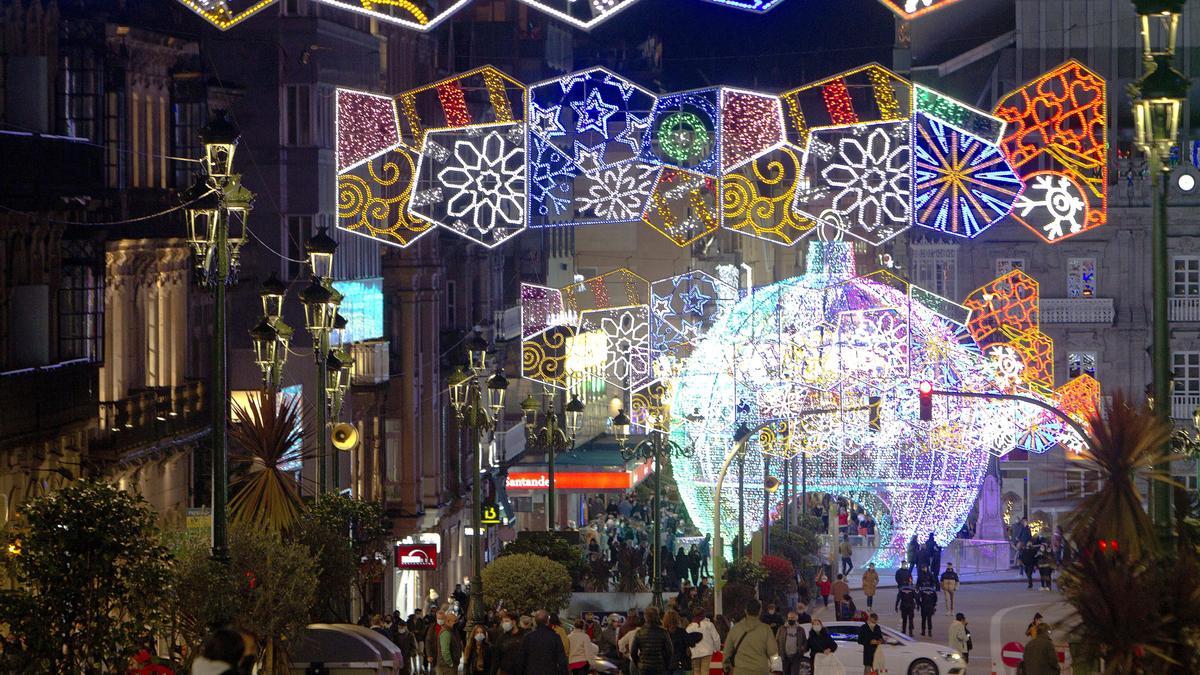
0;188;216;226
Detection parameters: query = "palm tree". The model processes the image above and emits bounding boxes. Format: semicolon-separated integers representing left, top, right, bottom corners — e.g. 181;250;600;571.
229;390;311;533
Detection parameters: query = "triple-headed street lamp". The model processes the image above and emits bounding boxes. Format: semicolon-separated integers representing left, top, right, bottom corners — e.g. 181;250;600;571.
610;408;698;609
1130;0;1189;527
521;391;585;531
187;110;251;562
448;330;510;624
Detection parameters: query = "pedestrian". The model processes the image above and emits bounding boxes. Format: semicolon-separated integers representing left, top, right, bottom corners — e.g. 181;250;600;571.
1036;542;1055;591
1051;526;1065;565
831;576;849;617
906;535;919;566
192;628;253;675
893;562;911;587
807;618;841;675
816;571;831;607
917;585;937;637
551;614;571;657
774;611;807;675
856;613;884;675
663;610;693;675
686;610;722;675
794;603;811;625
939;564;959;613
761;603;784;632
568;619;595;675
464;624;493;675
947;613;970;664
371;614;392;643
700;534;712;577
1022;624;1059;675
393;618;418;675
520;610;569;675
894;583;916;636
493;614;525;675
599;614;622;661
924;533;941;577
721;599;777;675
838;536;853;577
619;614;644;675
431;611;464;675
1024;612;1044;638
838;595;857;622
861;563;879;610
1020;541;1038;589
632;607;675;675
714;615;731;644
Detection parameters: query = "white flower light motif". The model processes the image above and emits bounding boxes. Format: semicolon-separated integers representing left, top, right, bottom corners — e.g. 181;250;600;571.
595;307;651;387
577;163;660;222
434;128;526;242
822;125;911;238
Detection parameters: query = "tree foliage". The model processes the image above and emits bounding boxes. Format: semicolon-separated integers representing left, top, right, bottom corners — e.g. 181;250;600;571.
295;492;388;622
725;557;768;586
497;532;586;580
768;524;821;571
0;481;173;672
229;390;310;533
721;582;757;622
482;553;572;616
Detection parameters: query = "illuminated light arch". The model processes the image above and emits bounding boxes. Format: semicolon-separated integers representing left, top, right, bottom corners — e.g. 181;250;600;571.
513;0;642;30
993;60;1107;243
780;64;911;151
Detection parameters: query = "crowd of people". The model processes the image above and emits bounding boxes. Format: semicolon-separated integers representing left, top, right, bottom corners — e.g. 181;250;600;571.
579;494;714;592
1010;518;1069;591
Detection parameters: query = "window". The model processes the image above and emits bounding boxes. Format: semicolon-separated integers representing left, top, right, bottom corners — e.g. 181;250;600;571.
286;215;313;279
911;243;958;298
1067;258;1097;298
284;85;312;146
58;242;103;362
1173;256;1200;297
446;280;457;326
1065;468;1101;498
172;101;203;188
1068;351;1097;379
996;258;1025;275
315;85;334;148
57;46;99;141
1174;352;1200;398
1173;473;1199;497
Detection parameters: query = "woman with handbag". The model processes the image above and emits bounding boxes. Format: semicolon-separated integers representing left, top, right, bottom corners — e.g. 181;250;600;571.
807;619;842;675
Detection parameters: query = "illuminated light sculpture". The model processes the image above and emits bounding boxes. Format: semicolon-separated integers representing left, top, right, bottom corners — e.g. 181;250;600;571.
630;379;674;434
720;89;786;170
962;269;1040;351
409;123;527;248
396;66;525;149
722;146;814;245
520;283;569;338
697;0;785;13
875;0;967;19
665;241;1052;565
561;268;649;314
649;270;738;366
578;305;653;390
337;90;403;173
780;64;911;151
643;169;722;246
309;0;472;30
338;147;434;247
993;60;1108;243
1001;325;1054;389
574;162;662;225
642;90;722;177
911;113;1024;239
793;120;913;245
513;0;642;30
174;0;279;30
914;85;1005;145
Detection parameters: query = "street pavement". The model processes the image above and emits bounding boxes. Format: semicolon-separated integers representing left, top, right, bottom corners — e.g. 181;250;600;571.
811;567;1072;674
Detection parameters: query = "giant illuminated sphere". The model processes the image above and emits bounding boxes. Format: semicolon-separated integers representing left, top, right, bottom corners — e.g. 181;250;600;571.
668;240;1045;565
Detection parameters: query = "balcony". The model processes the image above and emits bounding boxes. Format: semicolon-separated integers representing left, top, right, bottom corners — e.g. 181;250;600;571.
1174;395;1200;422
351;340;389;386
0;359;99;447
1169;297;1200;322
91;380;209;460
1039;298;1114;324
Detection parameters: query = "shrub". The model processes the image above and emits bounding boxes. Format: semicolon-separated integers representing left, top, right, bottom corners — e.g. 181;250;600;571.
482;553;572;616
726;557;768;586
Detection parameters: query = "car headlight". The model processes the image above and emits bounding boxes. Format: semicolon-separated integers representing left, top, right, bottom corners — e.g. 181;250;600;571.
937;650;963;661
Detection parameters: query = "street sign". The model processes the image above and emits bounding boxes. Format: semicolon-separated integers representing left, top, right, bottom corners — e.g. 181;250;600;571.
481;503;502;526
395;543;439;570
1001;641;1024;668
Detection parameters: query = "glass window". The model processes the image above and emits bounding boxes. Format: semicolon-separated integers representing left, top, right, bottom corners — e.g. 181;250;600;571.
286;214;313;279
446;280;457;326
1174;352;1200;396
58;242;103;363
1067;258;1097;298
1068;351;1097;379
996;258;1024;275
1173;256;1200;296
911;243;958;298
1065;469;1101;498
285;85;311;146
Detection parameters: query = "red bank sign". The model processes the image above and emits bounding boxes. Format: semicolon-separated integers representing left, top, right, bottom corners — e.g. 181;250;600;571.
395;543;439;570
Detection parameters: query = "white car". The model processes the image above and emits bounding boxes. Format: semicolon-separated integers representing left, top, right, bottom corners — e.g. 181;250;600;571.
798;622;966;675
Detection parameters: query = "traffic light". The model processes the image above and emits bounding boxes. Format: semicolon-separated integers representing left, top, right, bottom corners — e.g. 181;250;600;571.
918;381;933;421
868;395;881;432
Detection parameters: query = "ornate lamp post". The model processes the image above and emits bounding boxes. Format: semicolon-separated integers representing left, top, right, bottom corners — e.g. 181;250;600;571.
188;110;252;562
449;330;509;625
1131;0;1189;527
299;234;341;493
251;274;292;391
522;392;584;531
611;409;698;609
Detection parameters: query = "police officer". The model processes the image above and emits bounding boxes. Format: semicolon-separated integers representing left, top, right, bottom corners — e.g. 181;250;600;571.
917;584;938;637
894;583;917;636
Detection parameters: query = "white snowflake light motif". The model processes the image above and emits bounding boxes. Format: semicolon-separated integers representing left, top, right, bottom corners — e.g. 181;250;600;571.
409;123;527;248
794;121;912;245
576;163;661;223
579;305;653;389
1013;172;1087;242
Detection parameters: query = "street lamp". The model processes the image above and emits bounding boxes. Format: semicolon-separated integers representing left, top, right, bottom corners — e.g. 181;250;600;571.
300;265;341;493
448;338;509;625
253;276;292;391
187;110;252;562
524;391;584;531
612;409;697;609
1131;0;1189;529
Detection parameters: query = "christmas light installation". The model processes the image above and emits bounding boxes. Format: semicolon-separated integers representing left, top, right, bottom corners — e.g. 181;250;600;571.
663;240;1057;565
337;89;403;173
513;0;642;30
310;0;472;30
993;60;1107;243
409;123;527;248
643;169;722;246
875;0;967;19
781;64;911;151
174;0;279;30
396;66;525;150
643;90;722;177
914;85;1005;145
649;270;738;367
722;146;815;246
338;146;435;247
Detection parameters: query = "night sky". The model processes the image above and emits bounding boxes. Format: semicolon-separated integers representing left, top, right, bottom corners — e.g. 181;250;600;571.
586;0;897;91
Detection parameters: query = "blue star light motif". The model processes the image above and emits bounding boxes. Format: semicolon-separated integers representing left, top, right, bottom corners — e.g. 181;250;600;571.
571;88;620;137
680;285;711;316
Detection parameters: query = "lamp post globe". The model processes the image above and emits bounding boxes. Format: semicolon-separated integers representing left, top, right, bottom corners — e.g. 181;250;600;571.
198;110;240;178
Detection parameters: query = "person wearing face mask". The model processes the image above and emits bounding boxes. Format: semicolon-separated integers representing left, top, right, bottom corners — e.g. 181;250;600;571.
806;620;839;675
464;624;493;675
774;612;807;675
856;613;884;675
493;613;526;675
429;611;464;675
393;616;418;675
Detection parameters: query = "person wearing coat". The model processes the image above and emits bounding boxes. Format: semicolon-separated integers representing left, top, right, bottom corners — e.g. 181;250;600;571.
861;564;880;610
1022;627;1059;675
464;625;494;675
430;612;465;675
491;616;525;675
721;600;777;675
519;611;570;675
686;611;722;675
568;620;596;675
806;619;838;674
774;612;808;675
632;607;675;675
856;615;884;675
947;614;969;664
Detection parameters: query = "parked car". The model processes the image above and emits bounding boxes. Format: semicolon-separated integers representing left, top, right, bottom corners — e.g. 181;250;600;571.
798;621;965;675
